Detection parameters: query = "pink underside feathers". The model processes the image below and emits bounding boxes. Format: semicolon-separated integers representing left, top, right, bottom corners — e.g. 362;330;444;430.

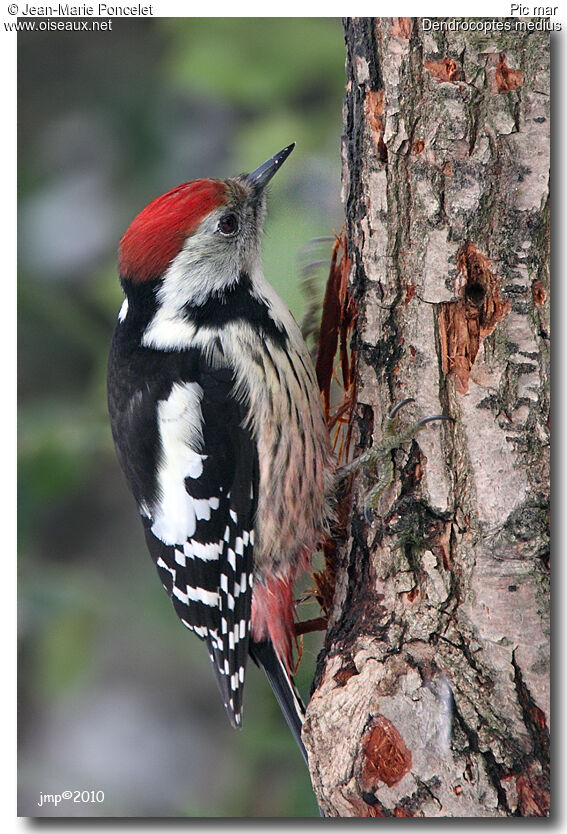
250;549;311;671
250;572;296;671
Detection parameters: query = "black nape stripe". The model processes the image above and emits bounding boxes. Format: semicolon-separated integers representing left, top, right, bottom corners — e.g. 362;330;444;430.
117;278;160;337
183;272;288;348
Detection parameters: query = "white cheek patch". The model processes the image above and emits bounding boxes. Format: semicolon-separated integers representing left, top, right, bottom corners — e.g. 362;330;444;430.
141;218;239;351
151;381;207;546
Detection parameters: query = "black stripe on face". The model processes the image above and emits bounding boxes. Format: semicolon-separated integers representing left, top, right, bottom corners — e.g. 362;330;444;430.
183;272;288;348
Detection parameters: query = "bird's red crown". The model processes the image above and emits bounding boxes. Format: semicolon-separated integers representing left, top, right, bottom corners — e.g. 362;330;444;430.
119;179;228;283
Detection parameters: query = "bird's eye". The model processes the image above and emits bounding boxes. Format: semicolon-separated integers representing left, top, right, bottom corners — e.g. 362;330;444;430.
218;212;239;236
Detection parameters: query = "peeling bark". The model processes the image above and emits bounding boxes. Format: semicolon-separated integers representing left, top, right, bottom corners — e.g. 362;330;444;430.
438;241;511;394
303;18;550;817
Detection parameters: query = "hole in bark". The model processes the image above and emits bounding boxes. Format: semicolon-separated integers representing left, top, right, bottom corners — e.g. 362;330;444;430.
438;242;510;394
334;658;359;686
465;281;486;304
361;790;378;806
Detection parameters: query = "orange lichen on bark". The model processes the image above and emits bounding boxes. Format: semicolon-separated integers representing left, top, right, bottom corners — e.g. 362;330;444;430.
493;52;524;93
391;17;412;39
364;89;388;163
532;279;547;306
393;806;413;817
359;715;413;791
438;242;511;394
404;283;417;304
424;57;461;83
516;767;550;817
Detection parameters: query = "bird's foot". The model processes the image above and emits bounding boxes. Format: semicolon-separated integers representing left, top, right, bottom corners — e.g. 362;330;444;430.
337;398;453;515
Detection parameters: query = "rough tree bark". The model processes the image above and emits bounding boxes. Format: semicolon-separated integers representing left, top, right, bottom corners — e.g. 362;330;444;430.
303;18;550;817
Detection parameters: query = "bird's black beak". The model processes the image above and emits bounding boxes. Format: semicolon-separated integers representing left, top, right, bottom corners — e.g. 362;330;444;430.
245;143;295;191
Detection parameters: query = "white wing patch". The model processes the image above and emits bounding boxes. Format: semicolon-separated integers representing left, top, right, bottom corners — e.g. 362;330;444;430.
142;308;198;351
151;381;208;546
140;369;256;728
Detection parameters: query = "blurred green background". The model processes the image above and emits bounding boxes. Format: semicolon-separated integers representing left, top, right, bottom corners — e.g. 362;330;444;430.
18;17;345;817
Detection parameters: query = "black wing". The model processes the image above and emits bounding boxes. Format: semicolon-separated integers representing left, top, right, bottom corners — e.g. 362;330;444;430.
109;343;258;726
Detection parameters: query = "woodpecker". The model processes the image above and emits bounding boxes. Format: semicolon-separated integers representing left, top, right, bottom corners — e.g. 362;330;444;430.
107;144;334;763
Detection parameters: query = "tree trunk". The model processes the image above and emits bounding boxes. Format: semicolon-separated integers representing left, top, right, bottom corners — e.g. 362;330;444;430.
303;17;550;818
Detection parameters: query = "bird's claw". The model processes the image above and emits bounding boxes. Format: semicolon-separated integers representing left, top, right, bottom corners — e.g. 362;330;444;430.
387;396;453;431
338;397;453;515
417;414;454;428
388;397;416;420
